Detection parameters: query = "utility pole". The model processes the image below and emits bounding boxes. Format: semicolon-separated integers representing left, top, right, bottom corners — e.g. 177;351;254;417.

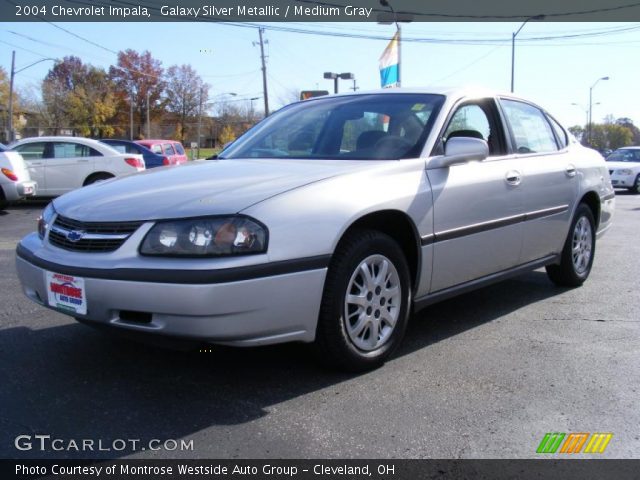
8;51;15;142
256;28;269;116
197;86;203;158
146;91;150;139
129;94;134;140
351;79;358;92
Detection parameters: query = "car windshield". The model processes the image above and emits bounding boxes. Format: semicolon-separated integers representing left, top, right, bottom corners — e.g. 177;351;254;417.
220;93;445;160
607;149;640;162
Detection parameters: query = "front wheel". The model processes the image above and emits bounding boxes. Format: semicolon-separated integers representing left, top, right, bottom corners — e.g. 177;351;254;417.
546;203;596;287
315;229;411;372
629;174;640;194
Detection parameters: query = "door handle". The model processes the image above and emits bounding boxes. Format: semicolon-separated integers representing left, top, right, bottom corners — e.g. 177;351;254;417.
565;164;577;177
505;170;522;186
29;162;43;166
77;159;90;163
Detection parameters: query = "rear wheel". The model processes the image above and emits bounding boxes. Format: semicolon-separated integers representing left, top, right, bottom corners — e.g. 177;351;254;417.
84;173;114;186
546;203;596;287
0;189;6;210
315;229;411;372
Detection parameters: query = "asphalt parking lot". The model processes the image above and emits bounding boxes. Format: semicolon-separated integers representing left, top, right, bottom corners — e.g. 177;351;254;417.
0;194;638;460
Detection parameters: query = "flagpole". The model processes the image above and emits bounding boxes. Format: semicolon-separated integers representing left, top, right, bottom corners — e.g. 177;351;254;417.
397;24;401;87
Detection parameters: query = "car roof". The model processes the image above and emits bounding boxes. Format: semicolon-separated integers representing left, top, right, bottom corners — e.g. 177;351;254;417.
614;146;640;150
136;139;182;144
12;136;122;155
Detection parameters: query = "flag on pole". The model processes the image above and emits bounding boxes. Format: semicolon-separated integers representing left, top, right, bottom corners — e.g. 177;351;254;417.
379;31;399;88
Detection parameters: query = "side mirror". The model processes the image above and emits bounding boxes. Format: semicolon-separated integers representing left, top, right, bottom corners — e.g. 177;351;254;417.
427;137;489;169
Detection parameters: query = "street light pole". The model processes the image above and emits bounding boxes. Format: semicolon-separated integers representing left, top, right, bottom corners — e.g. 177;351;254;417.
588;76;609;146
6;52;55;142
324;72;354;94
510;15;545;93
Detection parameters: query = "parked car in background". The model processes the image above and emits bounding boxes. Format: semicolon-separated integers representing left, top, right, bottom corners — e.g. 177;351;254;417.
0;142;37;209
10;136;145;197
100;139;168;169
15;88;614;371
606;146;640;193
135;139;187;165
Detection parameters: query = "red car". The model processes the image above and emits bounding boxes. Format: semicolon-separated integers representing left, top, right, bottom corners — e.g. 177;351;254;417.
135;139;188;165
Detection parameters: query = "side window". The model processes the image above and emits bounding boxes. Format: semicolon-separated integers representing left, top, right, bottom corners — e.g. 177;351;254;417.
14;142;47;160
173;143;185;155
52;142;102;158
163;144;176;155
547;115;568;149
442;100;505;156
500;99;558;154
150;144;163;154
444;104;490;141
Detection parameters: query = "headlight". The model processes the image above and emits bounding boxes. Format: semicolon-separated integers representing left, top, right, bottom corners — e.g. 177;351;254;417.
618;169;633;176
37;202;55;240
140;216;268;257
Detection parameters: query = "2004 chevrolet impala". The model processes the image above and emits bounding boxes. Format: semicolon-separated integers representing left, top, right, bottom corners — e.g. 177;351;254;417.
16;88;615;371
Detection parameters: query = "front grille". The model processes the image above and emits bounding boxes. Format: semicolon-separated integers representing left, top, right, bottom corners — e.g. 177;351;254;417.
48;215;143;252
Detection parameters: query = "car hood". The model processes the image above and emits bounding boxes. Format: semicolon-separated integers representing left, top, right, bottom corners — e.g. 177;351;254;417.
53;158;372;222
605;161;640;170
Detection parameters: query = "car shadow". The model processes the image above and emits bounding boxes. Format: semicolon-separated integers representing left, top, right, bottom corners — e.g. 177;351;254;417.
0;270;566;459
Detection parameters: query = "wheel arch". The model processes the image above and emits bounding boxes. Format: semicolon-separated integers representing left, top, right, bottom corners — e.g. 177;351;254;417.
336;210;421;291
83;171;115;186
579;190;601;229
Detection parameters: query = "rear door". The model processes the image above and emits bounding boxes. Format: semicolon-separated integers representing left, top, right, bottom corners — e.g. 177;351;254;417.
46;142;102;195
427;98;525;292
499;99;577;263
163;143;176;164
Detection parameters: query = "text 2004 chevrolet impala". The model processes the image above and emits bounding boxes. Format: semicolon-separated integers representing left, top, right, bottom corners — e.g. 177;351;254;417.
16;88;615;371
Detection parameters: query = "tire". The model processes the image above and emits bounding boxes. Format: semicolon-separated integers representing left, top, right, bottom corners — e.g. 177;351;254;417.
84;173;114;186
0;189;6;211
546;203;596;287
630;174;640;194
315;229;411;372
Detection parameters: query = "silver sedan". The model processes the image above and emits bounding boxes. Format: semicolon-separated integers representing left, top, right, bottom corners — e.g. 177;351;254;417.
15;88;615;371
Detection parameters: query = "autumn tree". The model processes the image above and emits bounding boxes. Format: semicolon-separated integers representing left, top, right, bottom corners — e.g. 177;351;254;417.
109;50;165;138
164;64;209;142
0;66;22;142
41;56;117;137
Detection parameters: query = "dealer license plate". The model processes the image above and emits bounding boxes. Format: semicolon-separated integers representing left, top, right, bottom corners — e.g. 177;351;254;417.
45;271;87;315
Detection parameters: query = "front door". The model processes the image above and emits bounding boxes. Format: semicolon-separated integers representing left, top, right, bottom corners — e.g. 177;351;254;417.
427;98;525;292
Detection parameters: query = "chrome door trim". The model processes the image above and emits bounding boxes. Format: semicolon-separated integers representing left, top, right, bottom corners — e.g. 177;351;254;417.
421;205;569;244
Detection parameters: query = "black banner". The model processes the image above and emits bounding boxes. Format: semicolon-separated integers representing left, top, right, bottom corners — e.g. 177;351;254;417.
3;459;640;480
2;0;640;22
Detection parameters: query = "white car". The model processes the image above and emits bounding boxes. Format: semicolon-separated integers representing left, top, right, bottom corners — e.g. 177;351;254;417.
0;142;36;209
606;147;640;193
10;136;145;197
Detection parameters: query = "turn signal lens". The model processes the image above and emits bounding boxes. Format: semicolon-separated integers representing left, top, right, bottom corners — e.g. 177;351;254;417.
1;168;18;181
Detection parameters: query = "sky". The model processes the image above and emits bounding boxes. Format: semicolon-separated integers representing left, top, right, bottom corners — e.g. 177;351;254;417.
1;20;639;129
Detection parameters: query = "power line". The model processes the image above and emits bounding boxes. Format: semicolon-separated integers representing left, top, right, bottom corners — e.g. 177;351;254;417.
295;0;640;20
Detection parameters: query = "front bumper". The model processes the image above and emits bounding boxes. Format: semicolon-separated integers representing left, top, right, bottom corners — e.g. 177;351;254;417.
609;172;637;188
16;241;327;347
1;179;36;201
